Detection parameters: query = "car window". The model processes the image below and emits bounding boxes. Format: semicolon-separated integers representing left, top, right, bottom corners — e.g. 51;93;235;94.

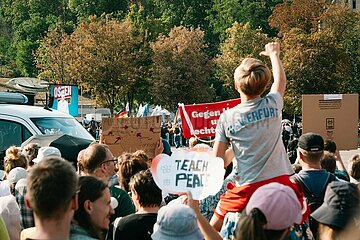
30;117;94;141
0;120;32;153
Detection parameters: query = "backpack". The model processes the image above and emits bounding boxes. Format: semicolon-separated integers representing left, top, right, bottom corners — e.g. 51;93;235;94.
292;173;336;239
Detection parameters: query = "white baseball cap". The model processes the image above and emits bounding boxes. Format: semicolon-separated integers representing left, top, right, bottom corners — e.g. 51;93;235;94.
32;146;62;164
7;167;28;184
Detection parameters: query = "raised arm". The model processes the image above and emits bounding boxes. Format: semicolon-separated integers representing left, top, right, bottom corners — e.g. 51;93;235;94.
260;42;286;98
187;192;223;240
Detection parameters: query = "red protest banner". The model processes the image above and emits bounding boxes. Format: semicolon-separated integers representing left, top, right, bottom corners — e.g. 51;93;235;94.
179;99;240;138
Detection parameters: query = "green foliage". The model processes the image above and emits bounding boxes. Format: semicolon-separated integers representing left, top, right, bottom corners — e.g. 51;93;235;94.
149;0;212;30
65;17;149;114
35;23;73;83
0;0;76;77
208;0;280;41
0;0;30;28
320;6;360;95
207;0;242;41
126;4;165;42
0;35;18;77
151;26;215;111
144;0;219;56
269;0;328;35
282;28;351;113
125;5;157;109
0;36;12;65
13;14;59;77
29;0;66;16
68;0;127;21
239;0;281;36
15;14;58;42
15;39;38;76
216;22;272;99
0;0;358;114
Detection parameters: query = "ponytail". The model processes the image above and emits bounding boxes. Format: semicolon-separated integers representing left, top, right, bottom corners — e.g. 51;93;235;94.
235;208;267;240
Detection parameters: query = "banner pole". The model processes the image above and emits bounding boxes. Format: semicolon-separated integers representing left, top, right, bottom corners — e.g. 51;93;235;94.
179;103;214;144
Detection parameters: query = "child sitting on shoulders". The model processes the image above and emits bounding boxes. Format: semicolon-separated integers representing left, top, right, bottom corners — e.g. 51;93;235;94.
210;42;307;230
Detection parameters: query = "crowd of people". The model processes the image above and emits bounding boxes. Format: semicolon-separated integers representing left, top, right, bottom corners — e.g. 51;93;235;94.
82;117;101;139
0;42;359;240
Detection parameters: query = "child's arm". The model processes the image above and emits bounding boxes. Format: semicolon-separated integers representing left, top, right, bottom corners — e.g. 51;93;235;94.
213;141;232;167
260;42;286;98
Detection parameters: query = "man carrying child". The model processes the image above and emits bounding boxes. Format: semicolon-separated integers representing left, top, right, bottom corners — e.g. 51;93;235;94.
211;42;307;230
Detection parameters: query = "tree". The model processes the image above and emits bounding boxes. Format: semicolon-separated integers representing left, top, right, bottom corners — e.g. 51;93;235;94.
64;16;148;115
216;22;272;99
269;2;359;112
151;26;214;111
68;0;127;21
13;14;59;76
35;23;73;84
134;0;219;56
207;0;281;41
0;35;17;77
281;28;351;113
15;39;38;76
0;0;76;77
269;0;328;35
319;5;360;95
0;0;31;76
147;0;213;31
125;5;160;111
0;0;29;29
27;0;67;19
237;0;281;36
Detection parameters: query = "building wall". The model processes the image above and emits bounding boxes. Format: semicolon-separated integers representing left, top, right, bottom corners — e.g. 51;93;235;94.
353;0;360;10
336;0;359;10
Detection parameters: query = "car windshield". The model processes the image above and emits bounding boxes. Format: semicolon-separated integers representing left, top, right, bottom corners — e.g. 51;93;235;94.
31;117;94;141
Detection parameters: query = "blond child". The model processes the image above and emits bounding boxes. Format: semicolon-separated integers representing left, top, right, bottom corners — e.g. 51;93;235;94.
210;42;306;230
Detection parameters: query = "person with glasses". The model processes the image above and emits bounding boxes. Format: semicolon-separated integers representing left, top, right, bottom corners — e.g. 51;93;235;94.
81;144;134;223
21;156;78;240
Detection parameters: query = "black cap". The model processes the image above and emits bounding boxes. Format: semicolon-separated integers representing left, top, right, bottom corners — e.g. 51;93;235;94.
311;181;360;229
298;133;324;152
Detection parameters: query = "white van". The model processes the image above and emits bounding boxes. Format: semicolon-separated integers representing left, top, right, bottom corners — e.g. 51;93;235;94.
0;93;94;157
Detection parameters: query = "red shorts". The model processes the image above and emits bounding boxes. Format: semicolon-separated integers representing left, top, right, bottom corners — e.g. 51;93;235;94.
214;175;309;221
